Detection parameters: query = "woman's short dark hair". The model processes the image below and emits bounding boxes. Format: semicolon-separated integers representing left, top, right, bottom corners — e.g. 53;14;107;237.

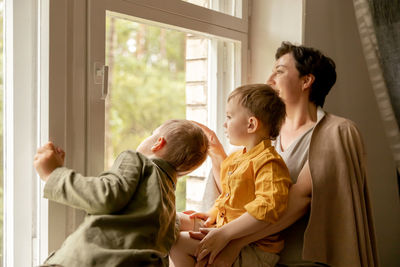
276;42;337;107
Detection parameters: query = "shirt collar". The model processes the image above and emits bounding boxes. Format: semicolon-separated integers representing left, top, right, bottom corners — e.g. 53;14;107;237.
151;158;177;190
316;106;326;123
238;139;272;160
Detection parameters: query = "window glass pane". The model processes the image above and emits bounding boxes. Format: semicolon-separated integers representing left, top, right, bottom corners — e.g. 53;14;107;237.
182;0;243;18
104;13;239;211
105;15;188;210
0;0;3;265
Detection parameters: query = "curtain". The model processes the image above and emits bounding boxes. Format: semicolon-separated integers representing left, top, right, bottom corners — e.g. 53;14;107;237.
353;0;400;178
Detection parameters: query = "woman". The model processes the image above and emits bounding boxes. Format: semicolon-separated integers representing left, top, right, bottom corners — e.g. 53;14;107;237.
192;42;378;267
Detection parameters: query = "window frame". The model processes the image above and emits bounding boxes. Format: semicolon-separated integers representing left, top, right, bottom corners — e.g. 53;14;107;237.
3;0;46;266
46;0;88;256
45;0;249;256
1;1;249;265
87;0;248;176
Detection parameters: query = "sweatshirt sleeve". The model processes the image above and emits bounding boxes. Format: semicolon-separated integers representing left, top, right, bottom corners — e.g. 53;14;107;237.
44;151;143;215
244;159;292;223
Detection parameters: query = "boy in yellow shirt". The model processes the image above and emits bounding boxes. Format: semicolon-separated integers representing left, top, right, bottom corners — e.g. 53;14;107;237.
170;84;292;267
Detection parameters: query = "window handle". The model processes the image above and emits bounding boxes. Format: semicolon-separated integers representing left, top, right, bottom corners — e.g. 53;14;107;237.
101;65;109;100
94;62;109;100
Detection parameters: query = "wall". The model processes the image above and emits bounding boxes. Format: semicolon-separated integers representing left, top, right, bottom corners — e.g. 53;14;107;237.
250;0;400;265
249;0;303;82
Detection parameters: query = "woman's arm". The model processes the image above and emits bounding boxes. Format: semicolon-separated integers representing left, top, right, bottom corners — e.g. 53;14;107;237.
195;213;269;263
192;121;227;192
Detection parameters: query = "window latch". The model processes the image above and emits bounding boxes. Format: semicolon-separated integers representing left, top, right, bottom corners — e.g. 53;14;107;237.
94;62;109;100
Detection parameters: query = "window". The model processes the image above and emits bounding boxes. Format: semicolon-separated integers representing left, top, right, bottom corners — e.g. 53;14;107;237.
87;0;248;212
182;0;244;18
104;13;241;210
45;0;248;255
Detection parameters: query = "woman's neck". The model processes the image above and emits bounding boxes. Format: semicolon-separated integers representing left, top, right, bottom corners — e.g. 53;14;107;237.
278;101;318;151
284;101;318;131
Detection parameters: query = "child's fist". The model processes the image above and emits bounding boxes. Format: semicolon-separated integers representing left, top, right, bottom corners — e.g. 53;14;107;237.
34;142;65;181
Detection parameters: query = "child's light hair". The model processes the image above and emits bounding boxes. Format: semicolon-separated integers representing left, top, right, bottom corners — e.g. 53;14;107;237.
228;84;286;139
158;120;209;176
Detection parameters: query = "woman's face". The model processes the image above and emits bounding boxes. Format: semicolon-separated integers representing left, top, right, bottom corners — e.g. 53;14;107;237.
266;53;304;105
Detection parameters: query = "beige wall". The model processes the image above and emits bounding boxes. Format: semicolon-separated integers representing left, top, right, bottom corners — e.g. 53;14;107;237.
249;0;303;82
250;0;400;265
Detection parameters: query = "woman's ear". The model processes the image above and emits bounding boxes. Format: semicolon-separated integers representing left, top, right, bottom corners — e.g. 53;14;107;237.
151;137;166;152
247;117;259;133
302;74;315;91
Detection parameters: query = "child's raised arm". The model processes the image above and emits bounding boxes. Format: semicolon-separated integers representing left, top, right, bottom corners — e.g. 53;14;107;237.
40;150;143;215
34;141;65;181
191;121;226;193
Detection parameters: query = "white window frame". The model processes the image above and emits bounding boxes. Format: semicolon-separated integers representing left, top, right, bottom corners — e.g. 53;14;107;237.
3;0;48;266
46;0;88;256
87;0;249;176
4;0;86;264
45;0;249;256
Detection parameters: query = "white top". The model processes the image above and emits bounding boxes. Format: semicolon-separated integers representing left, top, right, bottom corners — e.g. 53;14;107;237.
273;107;325;264
274;107;326;182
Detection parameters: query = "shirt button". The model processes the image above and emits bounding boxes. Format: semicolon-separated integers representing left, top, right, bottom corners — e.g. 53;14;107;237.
225;193;229;197
228;171;232;175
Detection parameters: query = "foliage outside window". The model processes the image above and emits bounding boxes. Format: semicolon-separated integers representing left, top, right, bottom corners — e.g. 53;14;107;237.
104;16;188;210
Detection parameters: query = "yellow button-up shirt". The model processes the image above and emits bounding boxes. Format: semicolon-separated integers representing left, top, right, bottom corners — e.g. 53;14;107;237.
213;140;292;253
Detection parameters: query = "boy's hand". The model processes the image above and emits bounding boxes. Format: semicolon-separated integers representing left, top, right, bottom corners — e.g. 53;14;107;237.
191;121;227;160
185;210;216;227
177;212;196;231
178;210;208;231
34;142;65;182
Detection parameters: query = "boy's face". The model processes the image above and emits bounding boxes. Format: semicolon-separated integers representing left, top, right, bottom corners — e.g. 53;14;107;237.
136;126;161;157
223;97;251;146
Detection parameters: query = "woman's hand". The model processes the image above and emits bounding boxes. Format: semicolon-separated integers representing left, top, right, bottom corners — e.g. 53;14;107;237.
190;229;243;267
189;229;242;267
193;250;239;267
188;229;207;241
195;228;230;264
211;239;242;267
194;256;209;267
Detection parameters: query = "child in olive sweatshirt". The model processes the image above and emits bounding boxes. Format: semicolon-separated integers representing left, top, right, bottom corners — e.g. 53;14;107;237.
35;119;209;267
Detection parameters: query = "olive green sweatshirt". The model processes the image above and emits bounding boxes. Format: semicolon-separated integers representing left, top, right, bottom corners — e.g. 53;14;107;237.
43;150;178;267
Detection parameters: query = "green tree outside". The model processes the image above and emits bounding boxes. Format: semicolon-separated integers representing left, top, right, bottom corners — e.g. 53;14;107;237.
105;16;188;211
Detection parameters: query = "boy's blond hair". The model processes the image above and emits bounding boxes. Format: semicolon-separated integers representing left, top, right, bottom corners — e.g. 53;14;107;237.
158;120;209;176
228;84;286;139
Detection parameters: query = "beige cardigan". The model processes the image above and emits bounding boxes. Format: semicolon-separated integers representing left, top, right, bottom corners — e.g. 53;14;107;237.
305;113;379;266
